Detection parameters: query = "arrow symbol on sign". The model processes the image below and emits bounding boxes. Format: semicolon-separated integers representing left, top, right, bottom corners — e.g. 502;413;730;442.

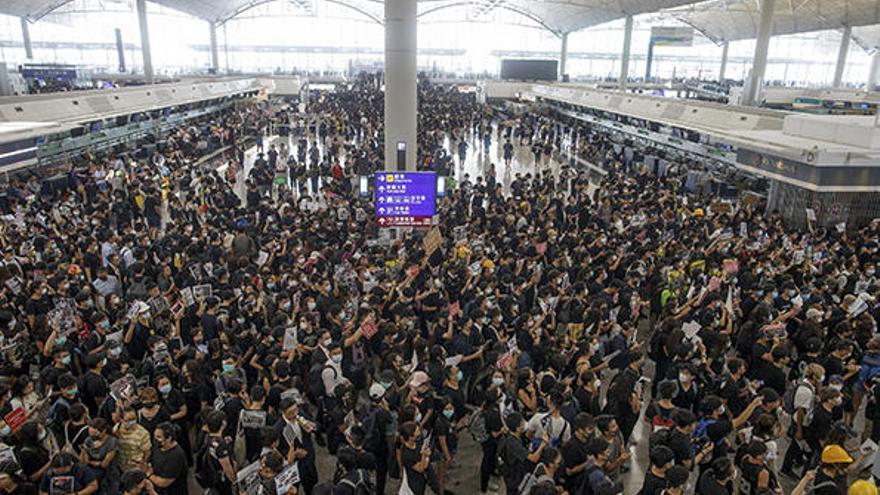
377;175;385;182
378;207;385;214
378;197;385;203
378;186;385;192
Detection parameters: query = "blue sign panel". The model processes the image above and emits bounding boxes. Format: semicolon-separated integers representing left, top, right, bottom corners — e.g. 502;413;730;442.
375;172;436;227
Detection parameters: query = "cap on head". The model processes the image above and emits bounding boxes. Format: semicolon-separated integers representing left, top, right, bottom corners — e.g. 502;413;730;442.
368;383;386;400
821;444;853;464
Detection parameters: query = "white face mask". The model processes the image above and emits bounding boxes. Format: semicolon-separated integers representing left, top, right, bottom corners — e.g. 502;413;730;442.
331;354;343;364
492;377;504;387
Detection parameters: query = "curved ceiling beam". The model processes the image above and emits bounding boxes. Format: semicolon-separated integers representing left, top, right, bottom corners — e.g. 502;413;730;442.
673;16;723;44
323;0;384;24
416;1;560;36
218;0;383;25
28;0;76;21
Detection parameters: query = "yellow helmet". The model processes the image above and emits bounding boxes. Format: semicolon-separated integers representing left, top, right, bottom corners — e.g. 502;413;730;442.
850;480;879;495
822;444;853;464
693;208;704;217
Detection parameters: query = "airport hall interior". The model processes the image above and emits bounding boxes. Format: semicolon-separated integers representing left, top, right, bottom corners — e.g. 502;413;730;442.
6;0;880;494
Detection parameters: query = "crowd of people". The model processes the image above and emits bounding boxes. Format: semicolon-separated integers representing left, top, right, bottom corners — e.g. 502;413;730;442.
0;75;876;495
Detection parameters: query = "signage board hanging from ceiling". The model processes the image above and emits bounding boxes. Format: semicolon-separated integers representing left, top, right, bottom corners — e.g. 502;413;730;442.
375;172;436;228
650;26;694;47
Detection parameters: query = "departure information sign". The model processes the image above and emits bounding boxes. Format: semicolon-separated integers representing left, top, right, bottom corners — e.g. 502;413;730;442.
375;172;436;228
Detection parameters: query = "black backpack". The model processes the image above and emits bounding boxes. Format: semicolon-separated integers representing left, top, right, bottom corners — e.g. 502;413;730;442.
337;469;374;495
194;437;224;489
360;406;383;454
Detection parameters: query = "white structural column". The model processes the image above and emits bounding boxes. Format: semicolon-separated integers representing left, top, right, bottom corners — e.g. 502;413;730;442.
384;0;417;171
20;18;33;59
209;21;219;74
718;41;729;82
868;51;880;91
832;25;851;88
115;28;126;72
559;33;569;81
619;15;633;90
135;0;154;84
741;0;776;106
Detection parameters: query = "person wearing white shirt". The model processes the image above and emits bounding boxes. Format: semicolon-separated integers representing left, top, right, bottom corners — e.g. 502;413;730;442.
322;343;346;399
92;267;120;298
525;392;572;448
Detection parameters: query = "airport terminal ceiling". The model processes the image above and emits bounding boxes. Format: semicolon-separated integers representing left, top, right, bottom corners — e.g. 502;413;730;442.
2;0;875;39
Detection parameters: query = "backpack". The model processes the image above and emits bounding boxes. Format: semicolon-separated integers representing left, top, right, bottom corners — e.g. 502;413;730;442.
194;437;224;489
468;409;489;444
517;463;551;495
61;424;88;456
308;362;335;400
496;434;515;478
782;381;813;415
338;469;373;495
359;406;383;454
647;330;666;362
127;278;148;301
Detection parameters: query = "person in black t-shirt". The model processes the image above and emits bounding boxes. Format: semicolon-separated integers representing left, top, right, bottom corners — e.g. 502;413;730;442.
561;413;597;493
697;457;735;495
812;444;854;495
148;423;188;495
398;421;430;495
663;465;689;495
78;356;107;418
0;460;37;495
499;412;546;495
479;389;503;494
639;446;673;495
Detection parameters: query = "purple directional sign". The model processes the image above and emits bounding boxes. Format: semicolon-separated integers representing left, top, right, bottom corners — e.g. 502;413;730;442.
375;172;436;227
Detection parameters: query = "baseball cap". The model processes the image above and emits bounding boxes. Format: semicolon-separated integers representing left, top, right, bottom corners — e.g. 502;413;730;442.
369;383;386;400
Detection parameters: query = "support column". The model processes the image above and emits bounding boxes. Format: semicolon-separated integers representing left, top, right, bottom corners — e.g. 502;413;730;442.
718;41;729;82
384;0;417;171
619;14;633;90
868;51;880;91
115;28;126;72
135;0;154;84
209;21;219;74
833;25;851;88
223;23;230;74
20;18;33;60
741;0;776;106
559;32;568;81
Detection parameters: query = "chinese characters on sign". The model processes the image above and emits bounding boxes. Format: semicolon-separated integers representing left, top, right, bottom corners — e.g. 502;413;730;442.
375;172;436;228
